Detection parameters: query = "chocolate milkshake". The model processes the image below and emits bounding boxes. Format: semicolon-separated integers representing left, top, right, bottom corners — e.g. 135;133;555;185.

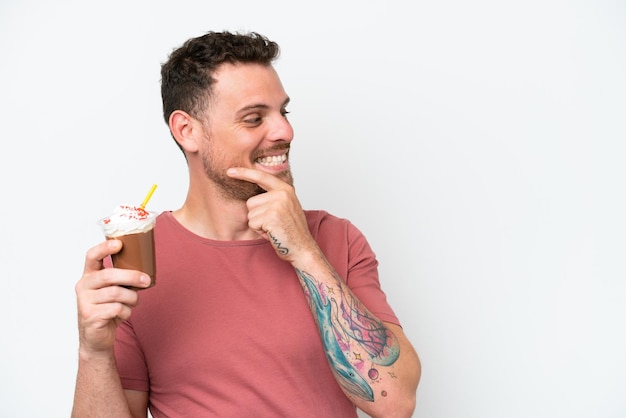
99;205;157;288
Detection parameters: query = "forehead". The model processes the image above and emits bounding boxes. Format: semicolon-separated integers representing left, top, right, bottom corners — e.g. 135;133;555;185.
211;62;287;109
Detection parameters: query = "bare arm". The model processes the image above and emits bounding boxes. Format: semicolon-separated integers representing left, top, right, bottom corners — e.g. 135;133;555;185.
293;257;420;417
72;353;139;418
71;240;151;418
228;167;421;417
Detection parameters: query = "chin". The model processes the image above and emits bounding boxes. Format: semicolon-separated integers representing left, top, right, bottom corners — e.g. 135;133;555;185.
276;169;294;186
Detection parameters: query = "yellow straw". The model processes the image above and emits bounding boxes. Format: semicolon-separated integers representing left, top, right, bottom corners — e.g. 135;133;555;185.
140;184;158;209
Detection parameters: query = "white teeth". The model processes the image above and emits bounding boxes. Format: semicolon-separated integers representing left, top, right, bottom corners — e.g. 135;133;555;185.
256;153;287;166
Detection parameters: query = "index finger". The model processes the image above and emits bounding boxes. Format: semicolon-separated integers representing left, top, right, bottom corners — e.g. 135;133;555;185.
83;239;122;274
226;167;287;192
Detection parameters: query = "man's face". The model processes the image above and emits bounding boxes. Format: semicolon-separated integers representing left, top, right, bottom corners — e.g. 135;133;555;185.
199;63;294;201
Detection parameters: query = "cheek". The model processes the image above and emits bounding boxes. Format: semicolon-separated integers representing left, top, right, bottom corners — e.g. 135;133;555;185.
207;128;263;166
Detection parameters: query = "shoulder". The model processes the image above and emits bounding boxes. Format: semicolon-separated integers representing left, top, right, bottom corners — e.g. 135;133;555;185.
304;210;353;236
304;209;368;245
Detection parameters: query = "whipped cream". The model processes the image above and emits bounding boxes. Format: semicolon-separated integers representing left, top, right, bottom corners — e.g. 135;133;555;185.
99;205;157;237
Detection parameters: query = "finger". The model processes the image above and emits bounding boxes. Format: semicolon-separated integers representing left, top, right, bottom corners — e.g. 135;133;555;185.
226;167;287;192
109;303;133;323
96;268;152;290
79;267;151;292
91;284;141;307
83;240;122;274
80;301;133;328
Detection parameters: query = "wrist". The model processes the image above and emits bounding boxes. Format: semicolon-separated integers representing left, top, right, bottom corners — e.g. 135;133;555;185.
78;345;116;363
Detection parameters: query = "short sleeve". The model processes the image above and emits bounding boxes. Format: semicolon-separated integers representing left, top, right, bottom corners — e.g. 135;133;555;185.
114;319;150;391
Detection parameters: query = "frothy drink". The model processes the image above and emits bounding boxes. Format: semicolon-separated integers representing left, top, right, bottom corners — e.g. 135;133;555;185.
99;205;157;288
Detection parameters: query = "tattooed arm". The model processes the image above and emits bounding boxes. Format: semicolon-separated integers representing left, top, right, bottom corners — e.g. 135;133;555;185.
293;256;420;417
227;167;421;418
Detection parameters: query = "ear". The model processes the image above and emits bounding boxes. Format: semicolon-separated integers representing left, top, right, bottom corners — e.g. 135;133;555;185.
169;110;201;153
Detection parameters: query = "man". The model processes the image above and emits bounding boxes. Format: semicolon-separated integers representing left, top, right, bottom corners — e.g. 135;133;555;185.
73;31;420;417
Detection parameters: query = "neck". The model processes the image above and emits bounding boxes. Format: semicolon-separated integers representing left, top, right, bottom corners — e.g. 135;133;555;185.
172;187;260;241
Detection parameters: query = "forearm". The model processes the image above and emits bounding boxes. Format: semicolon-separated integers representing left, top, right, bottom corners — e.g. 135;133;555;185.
72;350;133;418
293;253;420;417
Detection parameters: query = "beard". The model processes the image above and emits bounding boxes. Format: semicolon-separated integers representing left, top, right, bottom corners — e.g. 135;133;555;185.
201;143;294;202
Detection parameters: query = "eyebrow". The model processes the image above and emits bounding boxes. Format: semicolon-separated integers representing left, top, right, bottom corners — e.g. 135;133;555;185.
236;97;291;115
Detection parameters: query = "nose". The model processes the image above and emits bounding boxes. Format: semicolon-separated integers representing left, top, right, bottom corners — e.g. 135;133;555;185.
266;113;294;143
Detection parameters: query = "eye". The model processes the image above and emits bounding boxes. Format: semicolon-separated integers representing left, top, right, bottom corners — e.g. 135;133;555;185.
243;114;263;125
281;109;290;119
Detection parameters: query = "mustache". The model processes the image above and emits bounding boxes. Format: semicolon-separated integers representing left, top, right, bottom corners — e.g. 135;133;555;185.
251;143;290;161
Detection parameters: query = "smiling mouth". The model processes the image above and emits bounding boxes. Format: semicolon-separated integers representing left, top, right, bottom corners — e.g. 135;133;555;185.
255;153;288;167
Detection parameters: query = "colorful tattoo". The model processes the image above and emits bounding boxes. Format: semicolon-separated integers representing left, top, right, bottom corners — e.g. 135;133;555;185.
296;268;400;402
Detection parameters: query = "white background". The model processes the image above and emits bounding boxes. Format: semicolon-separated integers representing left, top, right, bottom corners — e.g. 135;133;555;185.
1;1;625;417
